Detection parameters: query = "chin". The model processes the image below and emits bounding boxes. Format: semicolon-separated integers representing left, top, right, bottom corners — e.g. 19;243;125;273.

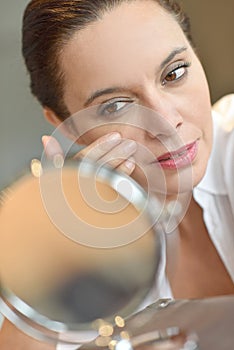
131;165;191;197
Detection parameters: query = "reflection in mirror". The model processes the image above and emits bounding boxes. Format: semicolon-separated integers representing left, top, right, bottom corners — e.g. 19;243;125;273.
0;160;165;346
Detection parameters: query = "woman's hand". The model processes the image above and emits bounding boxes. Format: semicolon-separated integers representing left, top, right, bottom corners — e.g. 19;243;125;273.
42;132;136;176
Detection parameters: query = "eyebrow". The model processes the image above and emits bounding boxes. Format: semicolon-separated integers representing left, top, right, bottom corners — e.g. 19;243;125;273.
160;46;187;69
84;87;124;107
84;46;188;106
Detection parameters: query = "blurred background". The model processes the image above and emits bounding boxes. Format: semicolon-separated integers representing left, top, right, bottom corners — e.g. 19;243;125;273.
0;0;234;190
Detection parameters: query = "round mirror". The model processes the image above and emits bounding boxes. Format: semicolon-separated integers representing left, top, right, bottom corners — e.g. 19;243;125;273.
0;159;165;346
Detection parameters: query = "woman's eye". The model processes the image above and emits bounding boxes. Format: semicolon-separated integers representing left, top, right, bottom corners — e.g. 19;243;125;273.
97;100;133;118
162;62;191;85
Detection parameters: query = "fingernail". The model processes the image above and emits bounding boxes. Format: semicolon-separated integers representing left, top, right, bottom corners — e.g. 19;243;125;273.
41;135;50;147
99;132;122;151
106;132;121;141
41;135;63;158
124;139;137;152
53;154;64;169
125;157;135;170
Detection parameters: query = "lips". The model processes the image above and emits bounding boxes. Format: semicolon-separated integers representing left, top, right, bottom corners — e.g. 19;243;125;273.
154;140;198;170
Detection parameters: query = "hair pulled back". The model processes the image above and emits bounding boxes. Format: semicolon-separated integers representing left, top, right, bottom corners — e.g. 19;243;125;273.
22;0;192;120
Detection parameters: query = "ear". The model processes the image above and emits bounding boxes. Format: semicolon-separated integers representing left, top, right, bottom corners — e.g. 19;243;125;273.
43;107;62;127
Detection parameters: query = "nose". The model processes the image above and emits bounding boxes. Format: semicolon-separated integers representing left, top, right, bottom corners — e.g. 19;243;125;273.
139;97;183;139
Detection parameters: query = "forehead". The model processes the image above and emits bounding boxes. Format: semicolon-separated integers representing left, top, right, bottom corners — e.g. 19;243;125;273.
61;0;187;108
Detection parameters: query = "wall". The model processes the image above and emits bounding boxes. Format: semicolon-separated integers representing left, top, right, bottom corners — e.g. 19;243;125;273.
0;0;53;189
181;0;234;103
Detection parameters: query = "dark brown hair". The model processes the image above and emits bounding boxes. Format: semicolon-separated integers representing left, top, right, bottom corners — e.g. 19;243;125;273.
22;0;192;120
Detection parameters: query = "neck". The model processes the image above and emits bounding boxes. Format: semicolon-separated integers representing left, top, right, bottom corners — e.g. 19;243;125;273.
152;190;194;235
177;195;204;240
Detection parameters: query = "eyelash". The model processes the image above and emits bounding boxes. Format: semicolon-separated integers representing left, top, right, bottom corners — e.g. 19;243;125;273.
97;61;192;117
97;99;134;118
162;61;191;86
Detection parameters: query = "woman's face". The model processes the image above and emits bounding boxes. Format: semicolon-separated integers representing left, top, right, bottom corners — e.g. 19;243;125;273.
57;0;213;195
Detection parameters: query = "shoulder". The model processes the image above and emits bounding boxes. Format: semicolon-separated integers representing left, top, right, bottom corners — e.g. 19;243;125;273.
213;95;234;205
212;94;234;132
196;94;234;195
212;94;234;127
211;94;234;171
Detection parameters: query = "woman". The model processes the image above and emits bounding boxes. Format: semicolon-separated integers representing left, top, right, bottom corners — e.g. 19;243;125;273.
0;0;234;348
21;0;234;299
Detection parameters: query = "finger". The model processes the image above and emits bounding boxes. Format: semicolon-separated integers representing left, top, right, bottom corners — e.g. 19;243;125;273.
116;157;136;176
73;132;122;161
100;139;137;168
42;135;64;158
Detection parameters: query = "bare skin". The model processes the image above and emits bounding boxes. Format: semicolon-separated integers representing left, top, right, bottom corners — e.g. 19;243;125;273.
168;197;234;298
0;319;55;350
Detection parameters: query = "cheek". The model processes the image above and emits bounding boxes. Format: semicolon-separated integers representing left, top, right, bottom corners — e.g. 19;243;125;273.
78;124;143;145
179;67;212;132
77;125;122;145
192;80;212;142
181;55;211;110
192;63;211;116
